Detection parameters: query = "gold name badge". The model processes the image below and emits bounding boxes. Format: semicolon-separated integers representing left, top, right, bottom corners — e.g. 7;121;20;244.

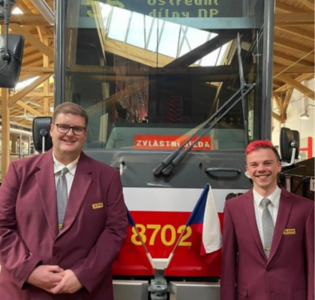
283;228;296;235
92;203;104;209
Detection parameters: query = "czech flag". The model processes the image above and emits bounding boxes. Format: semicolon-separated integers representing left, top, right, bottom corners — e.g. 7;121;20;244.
125;205;156;269
186;184;222;263
126;206;136;227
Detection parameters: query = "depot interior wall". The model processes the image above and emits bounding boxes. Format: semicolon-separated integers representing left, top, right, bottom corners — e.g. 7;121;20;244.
271;78;315;160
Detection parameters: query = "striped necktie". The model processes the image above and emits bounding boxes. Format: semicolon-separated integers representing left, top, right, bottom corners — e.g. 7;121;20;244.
56;167;69;230
261;198;274;258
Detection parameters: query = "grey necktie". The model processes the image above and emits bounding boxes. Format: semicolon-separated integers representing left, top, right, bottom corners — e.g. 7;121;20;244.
261;198;274;258
56;167;69;230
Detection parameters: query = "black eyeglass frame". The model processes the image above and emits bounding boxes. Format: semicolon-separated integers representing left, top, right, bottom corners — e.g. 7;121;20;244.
54;124;86;136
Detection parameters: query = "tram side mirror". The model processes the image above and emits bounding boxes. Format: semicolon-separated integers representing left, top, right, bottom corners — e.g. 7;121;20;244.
0;0;15;18
0;34;24;88
0;1;25;88
291;130;300;159
280;127;299;166
32;117;53;153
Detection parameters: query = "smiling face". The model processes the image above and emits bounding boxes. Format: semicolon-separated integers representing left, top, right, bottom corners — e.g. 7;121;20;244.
246;148;282;196
50;113;87;165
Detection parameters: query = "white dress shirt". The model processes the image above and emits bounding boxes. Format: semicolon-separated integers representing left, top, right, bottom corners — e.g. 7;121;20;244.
53;153;80;196
253;186;281;246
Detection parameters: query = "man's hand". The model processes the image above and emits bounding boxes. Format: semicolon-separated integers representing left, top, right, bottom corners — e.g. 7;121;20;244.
50;269;82;294
26;265;64;292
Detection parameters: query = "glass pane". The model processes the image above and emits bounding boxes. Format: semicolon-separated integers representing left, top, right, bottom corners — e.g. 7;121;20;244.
65;0;264;151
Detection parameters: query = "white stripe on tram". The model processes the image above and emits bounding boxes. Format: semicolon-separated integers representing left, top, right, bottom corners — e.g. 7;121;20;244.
123;187;247;213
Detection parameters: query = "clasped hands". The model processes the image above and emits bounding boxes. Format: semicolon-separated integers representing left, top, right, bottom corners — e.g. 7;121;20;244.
26;265;82;294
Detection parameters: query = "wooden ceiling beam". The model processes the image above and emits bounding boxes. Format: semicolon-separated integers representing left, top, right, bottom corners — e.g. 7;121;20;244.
0;14;48;26
8;74;52;107
273;84;282;90
274;74;314;93
283;89;294;114
275;26;314;41
22;52;43;64
272;88;293;123
272;112;283;122
16;100;43;116
105;39;173;67
276;2;307;13
273;79;284;86
273;65;314;74
24;58;47;66
274;13;314;26
296;0;315;11
21;66;54;73
274;37;314;53
23;56;53;66
9;24;54;60
23;47;40;55
26;92;54;97
23;60;50;67
277;74;315;100
68;64;234;77
273;50;313;66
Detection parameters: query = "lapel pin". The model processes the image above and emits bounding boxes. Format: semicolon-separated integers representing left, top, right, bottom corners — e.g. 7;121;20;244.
92;203;104;209
283;228;296;235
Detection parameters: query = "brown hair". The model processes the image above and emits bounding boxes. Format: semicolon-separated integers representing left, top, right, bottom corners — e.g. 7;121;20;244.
52;102;89;126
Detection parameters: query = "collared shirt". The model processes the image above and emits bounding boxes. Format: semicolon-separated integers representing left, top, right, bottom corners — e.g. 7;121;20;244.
53;153;80;196
253;186;281;245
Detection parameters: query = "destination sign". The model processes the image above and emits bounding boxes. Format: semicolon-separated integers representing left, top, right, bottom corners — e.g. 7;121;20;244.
87;0;243;18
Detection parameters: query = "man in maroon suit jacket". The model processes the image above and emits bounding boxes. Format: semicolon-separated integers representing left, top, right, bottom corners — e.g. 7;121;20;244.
0;102;127;299
220;140;314;300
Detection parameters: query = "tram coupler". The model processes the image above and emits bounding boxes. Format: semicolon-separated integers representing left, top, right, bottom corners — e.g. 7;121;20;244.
150;268;168;300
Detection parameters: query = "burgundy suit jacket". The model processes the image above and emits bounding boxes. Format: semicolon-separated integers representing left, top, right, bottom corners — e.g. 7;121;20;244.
220;188;314;300
0;150;127;300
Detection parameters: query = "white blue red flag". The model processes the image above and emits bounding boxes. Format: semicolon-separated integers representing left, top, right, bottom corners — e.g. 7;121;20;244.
125;205;156;269
126;206;136;227
186;184;222;263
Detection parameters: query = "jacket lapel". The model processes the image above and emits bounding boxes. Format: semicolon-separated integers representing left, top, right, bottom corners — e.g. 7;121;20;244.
35;150;59;238
243;191;266;259
268;188;293;263
59;153;92;235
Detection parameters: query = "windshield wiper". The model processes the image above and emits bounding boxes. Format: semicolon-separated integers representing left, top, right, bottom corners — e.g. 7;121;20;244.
152;33;255;176
237;33;249;146
152;83;255;176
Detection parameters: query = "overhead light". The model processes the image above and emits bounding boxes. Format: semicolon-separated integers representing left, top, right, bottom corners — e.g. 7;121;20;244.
29;0;54;25
300;104;315;120
300;113;309;120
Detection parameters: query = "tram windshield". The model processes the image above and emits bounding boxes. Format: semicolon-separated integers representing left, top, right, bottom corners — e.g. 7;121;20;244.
63;0;266;151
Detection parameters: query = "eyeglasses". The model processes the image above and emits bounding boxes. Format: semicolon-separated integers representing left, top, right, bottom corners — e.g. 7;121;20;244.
55;124;86;136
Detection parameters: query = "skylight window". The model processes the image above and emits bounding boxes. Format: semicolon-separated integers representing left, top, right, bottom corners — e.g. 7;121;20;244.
98;3;229;67
12;7;23;15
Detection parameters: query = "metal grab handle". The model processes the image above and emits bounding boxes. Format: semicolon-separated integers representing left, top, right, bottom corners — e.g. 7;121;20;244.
204;167;241;174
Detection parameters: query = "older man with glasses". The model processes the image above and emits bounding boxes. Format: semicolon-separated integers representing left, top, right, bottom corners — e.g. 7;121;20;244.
0;102;128;300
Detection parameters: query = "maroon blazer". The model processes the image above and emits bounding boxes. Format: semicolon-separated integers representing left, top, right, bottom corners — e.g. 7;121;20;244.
0;150;127;300
220;188;314;300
